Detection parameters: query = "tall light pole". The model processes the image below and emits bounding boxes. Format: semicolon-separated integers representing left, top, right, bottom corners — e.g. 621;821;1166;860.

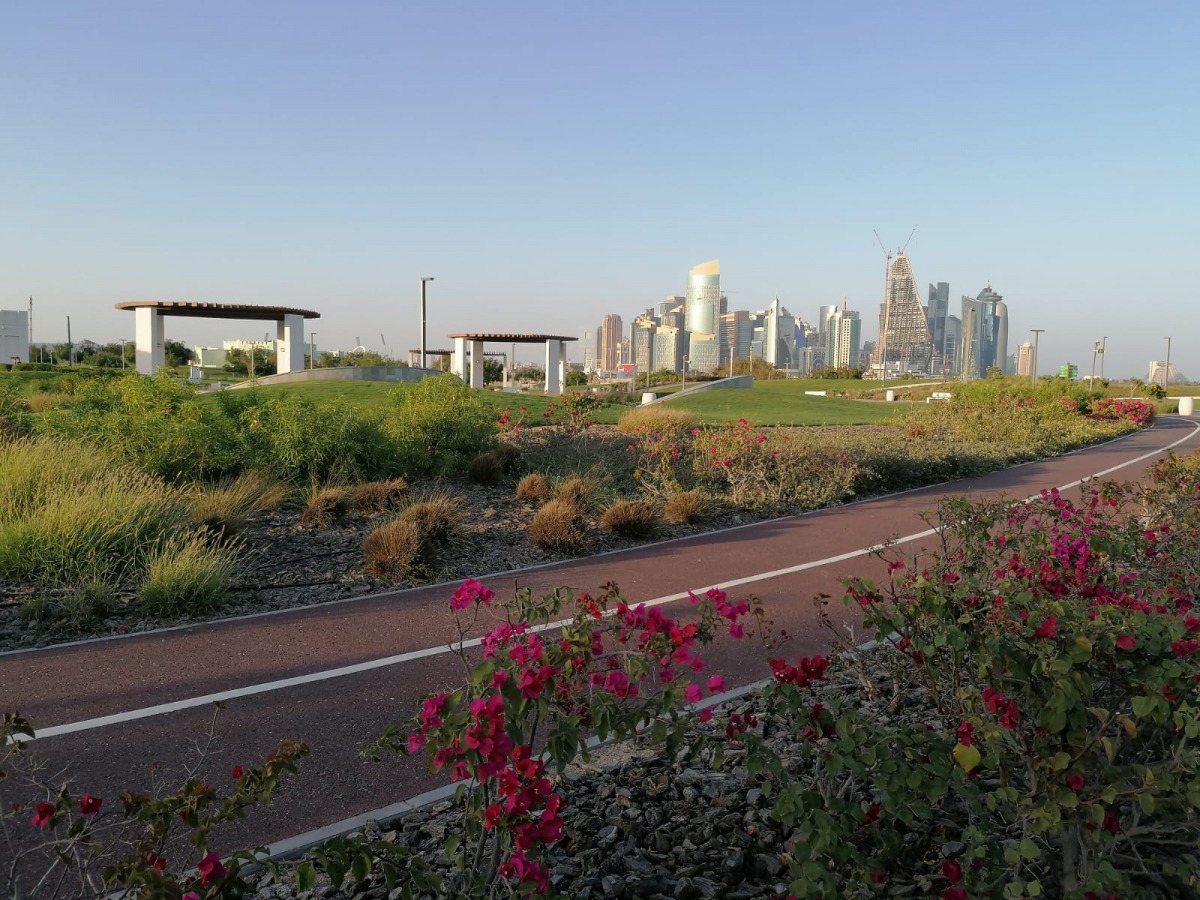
120;338;126;370
1091;340;1101;387
682;356;689;391
420;277;435;369
1099;335;1107;381
309;332;317;369
1163;336;1172;388
1030;329;1044;386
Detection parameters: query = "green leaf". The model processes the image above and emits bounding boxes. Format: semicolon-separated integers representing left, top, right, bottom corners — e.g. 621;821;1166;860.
1131;695;1156;719
953;743;981;772
1020;838;1040;860
1050;752;1071;771
295;862;316;891
1139;792;1156;815
351;852;371;884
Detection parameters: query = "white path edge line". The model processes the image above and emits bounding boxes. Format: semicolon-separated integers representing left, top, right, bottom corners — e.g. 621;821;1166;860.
1;420;1164;659
22;418;1200;743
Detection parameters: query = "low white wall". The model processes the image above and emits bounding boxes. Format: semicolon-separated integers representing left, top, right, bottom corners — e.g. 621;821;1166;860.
647;375;755;405
225;366;445;390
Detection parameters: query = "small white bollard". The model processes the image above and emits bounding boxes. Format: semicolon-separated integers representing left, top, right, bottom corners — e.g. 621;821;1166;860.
885;390;896;402
1179;396;1195;416
641;392;657;405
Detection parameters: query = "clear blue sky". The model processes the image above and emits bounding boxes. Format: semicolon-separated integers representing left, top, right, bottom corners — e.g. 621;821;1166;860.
2;1;1196;377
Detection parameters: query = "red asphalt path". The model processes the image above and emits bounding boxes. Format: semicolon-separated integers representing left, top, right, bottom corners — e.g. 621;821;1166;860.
2;417;1198;852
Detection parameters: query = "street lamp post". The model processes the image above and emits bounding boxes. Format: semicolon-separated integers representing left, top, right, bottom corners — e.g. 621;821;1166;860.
1163;337;1172;388
1030;329;1045;386
1100;336;1107;381
120;338;126;370
682;356;689;391
309;332;317;370
1091;340;1101;387
419;277;435;370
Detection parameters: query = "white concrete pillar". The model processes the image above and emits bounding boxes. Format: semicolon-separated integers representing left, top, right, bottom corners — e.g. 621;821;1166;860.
545;340;563;395
134;307;165;375
276;314;305;374
451;337;469;381
468;341;484;389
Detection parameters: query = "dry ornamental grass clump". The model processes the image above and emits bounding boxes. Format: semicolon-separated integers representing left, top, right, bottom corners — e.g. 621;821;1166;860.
555;475;590;509
467;452;505;485
362;494;465;582
189;471;287;539
351;478;409;514
600;500;660;539
615;405;697;435
362;518;424;581
528;499;589;554
663;490;705;524
300;487;350;527
515;473;552;505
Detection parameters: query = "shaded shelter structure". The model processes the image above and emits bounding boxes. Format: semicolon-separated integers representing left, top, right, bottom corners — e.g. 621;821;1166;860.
115;301;320;376
447;332;576;394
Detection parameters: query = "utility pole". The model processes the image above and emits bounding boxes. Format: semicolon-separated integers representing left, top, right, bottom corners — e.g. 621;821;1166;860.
310;332;317;369
1030;329;1044;386
120;338;126;370
66;316;73;366
1163;336;1172;388
28;296;33;357
1091;340;1101;388
1099;336;1107;381
420;277;435;369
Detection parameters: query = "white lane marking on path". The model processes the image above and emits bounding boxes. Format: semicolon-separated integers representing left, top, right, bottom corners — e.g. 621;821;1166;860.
22;419;1200;743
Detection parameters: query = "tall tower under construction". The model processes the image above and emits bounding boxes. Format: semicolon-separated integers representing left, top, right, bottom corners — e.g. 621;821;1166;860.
877;252;933;375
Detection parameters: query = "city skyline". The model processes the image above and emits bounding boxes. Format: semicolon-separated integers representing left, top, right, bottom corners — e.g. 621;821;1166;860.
2;2;1196;379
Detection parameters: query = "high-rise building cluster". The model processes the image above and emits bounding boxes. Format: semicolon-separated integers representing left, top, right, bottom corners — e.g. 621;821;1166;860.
584;250;1012;380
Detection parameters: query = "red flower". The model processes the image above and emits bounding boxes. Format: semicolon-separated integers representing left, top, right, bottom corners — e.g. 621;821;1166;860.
230;766;244;780
31;802;54;827
956;721;974;747
861;804;881;826
1172;639;1199;658
941;859;963;883
941;890;968;900
79;794;102;816
871;871;887;884
197;851;226;886
1066;775;1085;791
1114;635;1136;651
1102;810;1120;834
1033;615;1058;639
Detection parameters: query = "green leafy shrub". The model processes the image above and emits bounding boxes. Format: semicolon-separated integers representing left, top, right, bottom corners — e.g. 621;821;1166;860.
528;498;588;553
600;499;660;539
138;534;233;618
737;456;1200;899
515;473;552;505
386;376;498;476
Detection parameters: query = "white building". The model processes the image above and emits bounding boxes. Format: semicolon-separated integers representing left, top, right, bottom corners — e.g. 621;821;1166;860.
0;309;30;364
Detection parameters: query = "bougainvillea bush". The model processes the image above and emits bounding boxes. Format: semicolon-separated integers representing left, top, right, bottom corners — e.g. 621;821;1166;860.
365;578;763;898
735;453;1200;899
0;711;307;899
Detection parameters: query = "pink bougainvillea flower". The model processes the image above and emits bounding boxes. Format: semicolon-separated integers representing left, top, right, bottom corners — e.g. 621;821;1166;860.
31;802;54;827
197;851;226;886
707;675;725;693
955;721;974;746
1172;639;1199;658
941;889;968;900
1066;775;1085;791
449;578;495;610
183;894;201;900
79;794;102;815
684;684;703;703
699;708;713;723
1032;615;1058;639
1114;635;1136;651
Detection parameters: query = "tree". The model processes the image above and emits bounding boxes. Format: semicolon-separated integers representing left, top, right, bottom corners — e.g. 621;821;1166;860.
483;359;505;384
565;369;589;387
732;357;779;380
512;365;545;382
223;348;275;377
163;340;194;367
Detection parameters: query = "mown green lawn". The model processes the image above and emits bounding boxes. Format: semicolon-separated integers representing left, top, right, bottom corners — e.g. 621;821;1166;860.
199;378;907;426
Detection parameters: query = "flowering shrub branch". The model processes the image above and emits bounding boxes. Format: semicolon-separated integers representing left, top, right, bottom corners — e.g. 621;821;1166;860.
364;578;765;898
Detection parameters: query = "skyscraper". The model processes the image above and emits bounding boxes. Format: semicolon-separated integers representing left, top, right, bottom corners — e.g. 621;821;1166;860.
825;299;862;369
631;314;657;373
926;282;950;370
761;297;797;369
877;253;934;375
685;260;721;336
600;314;623;372
1016;340;1034;377
960;285;1009;380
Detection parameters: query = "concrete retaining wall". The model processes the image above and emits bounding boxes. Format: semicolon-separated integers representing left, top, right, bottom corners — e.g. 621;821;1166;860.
645;375;754;404
224;366;444;390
